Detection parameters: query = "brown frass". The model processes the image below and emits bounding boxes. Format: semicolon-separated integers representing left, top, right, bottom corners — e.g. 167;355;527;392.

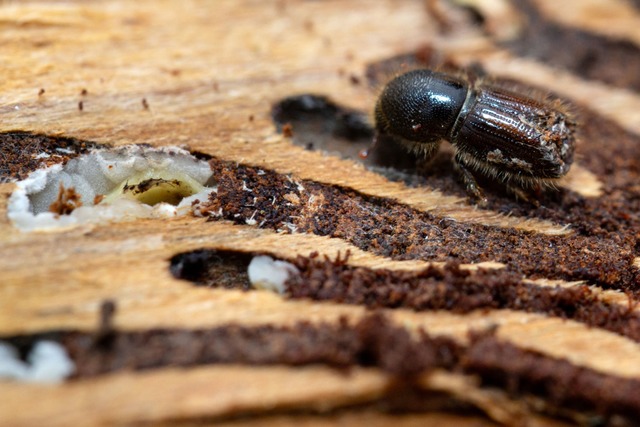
466;330;640;423
7;314;458;378
287;254;640;343
5;314;640;423
172;249;640;344
0;131;103;182
201;157;638;292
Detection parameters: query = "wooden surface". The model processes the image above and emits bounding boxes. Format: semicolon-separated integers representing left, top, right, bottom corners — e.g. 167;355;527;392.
1;0;640;425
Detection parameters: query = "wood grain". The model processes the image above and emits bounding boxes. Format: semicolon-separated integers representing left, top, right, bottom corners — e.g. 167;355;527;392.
1;0;640;425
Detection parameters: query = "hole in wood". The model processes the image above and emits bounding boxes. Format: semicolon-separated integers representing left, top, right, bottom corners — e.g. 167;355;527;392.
7;145;215;231
169;249;254;290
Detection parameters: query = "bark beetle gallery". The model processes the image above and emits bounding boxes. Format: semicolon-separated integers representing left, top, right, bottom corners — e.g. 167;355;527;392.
2;0;640;426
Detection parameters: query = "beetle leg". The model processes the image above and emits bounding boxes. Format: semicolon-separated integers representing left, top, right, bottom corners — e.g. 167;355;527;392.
359;133;379;159
453;152;487;206
505;182;541;207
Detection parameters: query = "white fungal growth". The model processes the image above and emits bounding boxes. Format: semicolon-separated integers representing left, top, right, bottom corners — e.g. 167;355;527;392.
247;255;299;294
8;145;215;231
0;342;28;380
0;341;75;383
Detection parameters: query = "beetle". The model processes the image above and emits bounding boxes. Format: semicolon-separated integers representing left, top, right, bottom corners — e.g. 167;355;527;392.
374;69;576;204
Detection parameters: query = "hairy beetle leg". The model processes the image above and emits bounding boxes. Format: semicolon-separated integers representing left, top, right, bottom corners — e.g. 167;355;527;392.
506;183;541;207
454;153;487;206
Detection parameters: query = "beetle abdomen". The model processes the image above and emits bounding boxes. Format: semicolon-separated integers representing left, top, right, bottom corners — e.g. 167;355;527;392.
452;85;575;181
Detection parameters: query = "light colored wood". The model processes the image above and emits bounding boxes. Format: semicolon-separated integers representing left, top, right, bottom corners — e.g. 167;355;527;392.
535;0;640;44
0;366;392;427
0;365;571;427
1;0;639;425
